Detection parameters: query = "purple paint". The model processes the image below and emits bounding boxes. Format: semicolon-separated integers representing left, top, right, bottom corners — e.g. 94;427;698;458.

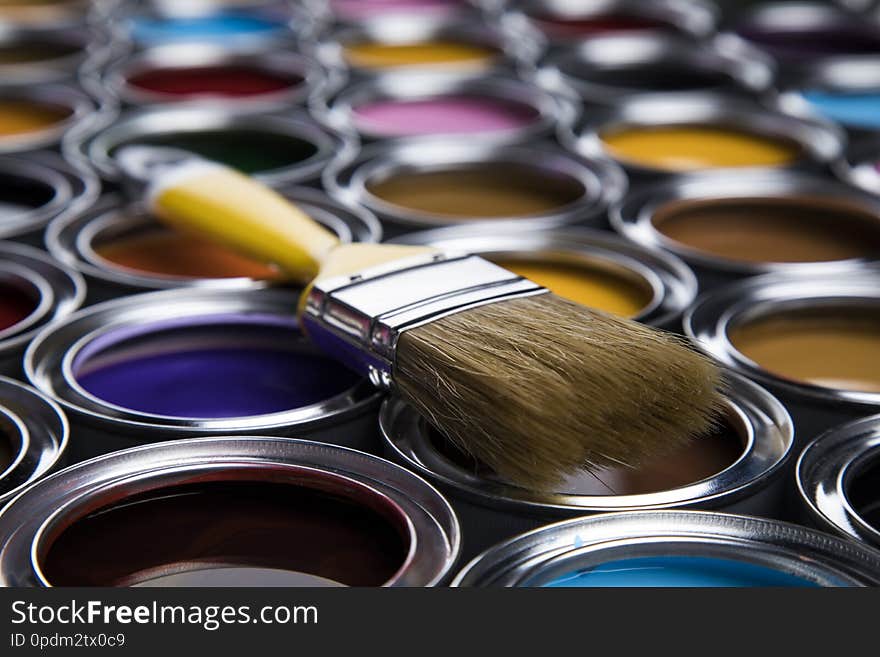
331;0;463;20
72;315;361;418
351;94;540;137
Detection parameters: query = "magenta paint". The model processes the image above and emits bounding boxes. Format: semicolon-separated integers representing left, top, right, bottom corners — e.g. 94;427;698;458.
71;314;361;418
351;94;540;137
330;0;464;20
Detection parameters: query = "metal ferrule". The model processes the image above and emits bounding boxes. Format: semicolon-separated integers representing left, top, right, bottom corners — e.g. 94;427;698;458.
302;252;547;388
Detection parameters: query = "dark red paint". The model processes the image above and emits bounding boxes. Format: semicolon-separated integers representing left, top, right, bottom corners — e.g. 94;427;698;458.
0;283;37;332
126;65;303;98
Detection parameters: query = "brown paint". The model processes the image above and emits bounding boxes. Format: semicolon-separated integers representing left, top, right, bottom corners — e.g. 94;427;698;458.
93;227;280;280
366;164;585;218
729;306;880;393
43;480;409;587
431;413;744;495
652;196;880;264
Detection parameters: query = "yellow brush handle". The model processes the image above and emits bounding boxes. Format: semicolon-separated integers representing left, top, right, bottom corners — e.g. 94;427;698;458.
148;161;341;283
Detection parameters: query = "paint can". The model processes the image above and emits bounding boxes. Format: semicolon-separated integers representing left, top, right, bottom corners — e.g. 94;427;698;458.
0;241;85;378
780;55;880;141
46;186;382;302
66;104;356;190
451;510;880;586
0;25;107;86
314;69;574;143
326;139;626;235
0;84;94;155
797;414;880;551
100;43;327;111
684;273;880;445
561;93;844;180
391;225;696;329
381;373;793;560
111;0;309;50
0;436;460;586
312;13;527;80
734;1;880;83
25;288;383;462
531;33;775;107
0;376;68;509
499;0;719;52
834;133;880;197
611;170;880;290
0;151;99;245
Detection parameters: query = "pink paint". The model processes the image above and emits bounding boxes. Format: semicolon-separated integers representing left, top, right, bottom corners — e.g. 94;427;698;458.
330;0;464;20
351;94;540;137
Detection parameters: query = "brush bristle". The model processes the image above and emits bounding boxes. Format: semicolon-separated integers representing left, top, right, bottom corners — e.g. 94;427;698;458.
394;293;725;490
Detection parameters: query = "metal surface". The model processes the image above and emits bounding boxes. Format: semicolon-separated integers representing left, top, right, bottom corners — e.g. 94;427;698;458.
0;436;460;587
452;510;880;586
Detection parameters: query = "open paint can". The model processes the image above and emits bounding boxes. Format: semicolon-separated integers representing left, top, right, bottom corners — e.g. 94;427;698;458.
46;186;381;302
797;414;880;551
0;84;94;154
562;93;843;179
451;510;880;586
25;288;382;462
0;436;460;586
391;225;696;328
313;14;524;77
685;273;880;443
0;151;99;244
0;25;105;86
735;1;880;81
532;33;775;106
0;376;68;509
315;69;572;143
102;43;326;110
612;170;880;289
0;241;85;378
327;139;626;233
68;104;354;189
382;373;793;559
500;0;718;50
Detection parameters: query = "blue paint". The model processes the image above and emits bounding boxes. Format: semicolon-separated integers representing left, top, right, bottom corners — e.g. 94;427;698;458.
73;315;361;419
129;13;286;45
542;556;820;587
799;90;880;129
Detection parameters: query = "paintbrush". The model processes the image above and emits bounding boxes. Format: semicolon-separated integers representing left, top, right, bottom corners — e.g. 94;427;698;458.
117;146;724;489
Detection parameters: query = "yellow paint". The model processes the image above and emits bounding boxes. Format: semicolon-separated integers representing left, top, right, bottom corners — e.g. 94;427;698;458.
343;41;497;70
0;100;69;138
729;309;880;393
491;256;652;317
600;125;801;171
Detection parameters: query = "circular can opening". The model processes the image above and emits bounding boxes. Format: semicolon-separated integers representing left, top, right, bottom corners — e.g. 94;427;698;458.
530;12;676;38
728;305;880;394
650;196;880;264
738;23;880;59
541;553;818;587
128;13;288;45
0;39;81;66
559;58;734;93
798;90;880;132
0;99;73;142
428;406;745;496
38;474;412;587
343;40;501;71
845;452;880;534
89;222;281;281
351;94;541;137
0;0;86;25
366;163;586;219
109;127;318;176
331;0;464;20
125;64;305;99
69;315;362;419
600;124;803;171
486;252;655;318
0;170;58;222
